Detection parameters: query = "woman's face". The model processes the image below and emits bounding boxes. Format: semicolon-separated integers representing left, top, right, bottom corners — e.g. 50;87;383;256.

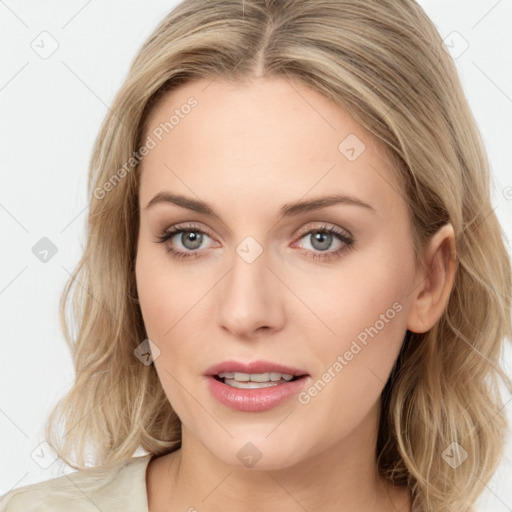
135;75;419;470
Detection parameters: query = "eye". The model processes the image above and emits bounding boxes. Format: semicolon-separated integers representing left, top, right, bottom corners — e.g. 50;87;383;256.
154;222;217;260
293;223;354;262
154;222;354;262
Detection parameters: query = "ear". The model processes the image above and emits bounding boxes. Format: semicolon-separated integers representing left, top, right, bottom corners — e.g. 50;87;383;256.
406;223;457;333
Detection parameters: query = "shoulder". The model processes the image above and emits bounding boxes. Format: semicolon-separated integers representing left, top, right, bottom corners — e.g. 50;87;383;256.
0;454;153;512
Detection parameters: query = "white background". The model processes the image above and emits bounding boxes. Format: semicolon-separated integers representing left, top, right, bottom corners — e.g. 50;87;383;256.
0;1;511;510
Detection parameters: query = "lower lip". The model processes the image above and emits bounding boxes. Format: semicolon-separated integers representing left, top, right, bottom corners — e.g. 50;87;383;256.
205;375;310;412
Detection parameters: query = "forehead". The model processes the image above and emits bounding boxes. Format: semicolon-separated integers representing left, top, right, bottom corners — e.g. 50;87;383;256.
139;76;404;217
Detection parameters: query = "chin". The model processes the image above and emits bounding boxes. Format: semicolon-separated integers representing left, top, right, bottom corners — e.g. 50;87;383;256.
207;438;305;472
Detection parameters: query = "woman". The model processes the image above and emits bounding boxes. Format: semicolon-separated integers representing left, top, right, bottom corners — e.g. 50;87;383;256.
1;1;510;511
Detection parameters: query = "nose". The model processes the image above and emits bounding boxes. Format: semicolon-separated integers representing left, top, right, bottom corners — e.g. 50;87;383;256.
216;247;286;339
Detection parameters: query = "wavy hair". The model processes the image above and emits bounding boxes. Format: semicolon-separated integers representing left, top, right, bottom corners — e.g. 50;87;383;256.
45;1;512;510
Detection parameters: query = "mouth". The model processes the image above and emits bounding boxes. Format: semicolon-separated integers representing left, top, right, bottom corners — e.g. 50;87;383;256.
212;371;307;389
204;361;311;412
204;359;310;389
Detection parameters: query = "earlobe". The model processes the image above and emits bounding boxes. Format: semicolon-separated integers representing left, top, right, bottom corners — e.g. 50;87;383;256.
406;223;457;334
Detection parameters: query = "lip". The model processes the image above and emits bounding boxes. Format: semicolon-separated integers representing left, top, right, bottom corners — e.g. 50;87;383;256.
203;359;311;413
204;359;309;377
205;374;310;412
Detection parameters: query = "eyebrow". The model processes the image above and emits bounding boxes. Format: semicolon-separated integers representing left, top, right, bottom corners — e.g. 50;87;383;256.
144;192;376;219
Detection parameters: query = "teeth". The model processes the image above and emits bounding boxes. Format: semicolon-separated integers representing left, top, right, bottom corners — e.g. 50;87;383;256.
217;371;298;389
218;371;295;382
224;379;279;389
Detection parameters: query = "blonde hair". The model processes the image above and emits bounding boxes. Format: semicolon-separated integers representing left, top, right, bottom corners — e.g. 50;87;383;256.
45;1;512;510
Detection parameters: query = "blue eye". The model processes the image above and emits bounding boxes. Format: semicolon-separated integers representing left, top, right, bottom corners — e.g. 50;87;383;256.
155;223;214;260
296;225;354;261
155;222;354;261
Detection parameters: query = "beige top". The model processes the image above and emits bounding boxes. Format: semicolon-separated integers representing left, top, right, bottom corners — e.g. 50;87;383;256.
0;454;153;511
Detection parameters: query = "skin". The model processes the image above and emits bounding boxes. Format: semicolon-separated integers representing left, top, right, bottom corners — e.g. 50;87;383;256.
135;75;456;512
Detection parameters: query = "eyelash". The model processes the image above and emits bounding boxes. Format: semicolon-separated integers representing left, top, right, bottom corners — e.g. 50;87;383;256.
154;222;354;262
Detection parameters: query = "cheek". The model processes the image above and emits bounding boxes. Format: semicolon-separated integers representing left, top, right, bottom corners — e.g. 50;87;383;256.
135;244;212;365
333;272;407;346
135;247;197;410
135;244;183;341
294;274;409;446
300;239;414;390
300;249;412;344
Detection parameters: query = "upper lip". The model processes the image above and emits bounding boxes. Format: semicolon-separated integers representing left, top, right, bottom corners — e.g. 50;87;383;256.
204;359;309;377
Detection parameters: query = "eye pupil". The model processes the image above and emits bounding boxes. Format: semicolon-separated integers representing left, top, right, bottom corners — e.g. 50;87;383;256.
182;231;203;250
311;231;332;251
